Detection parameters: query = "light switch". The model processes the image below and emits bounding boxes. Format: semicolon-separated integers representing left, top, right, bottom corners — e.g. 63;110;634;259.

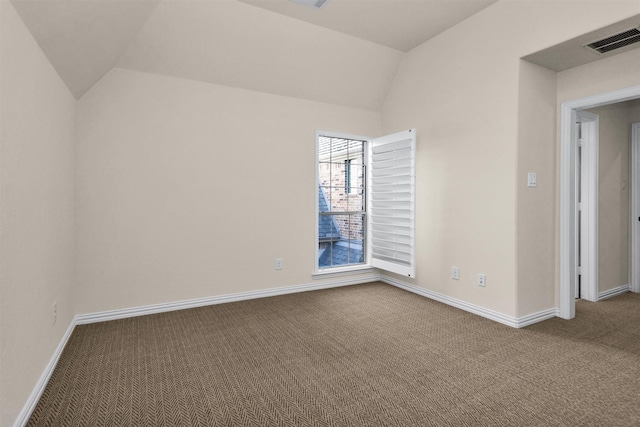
528;173;537;188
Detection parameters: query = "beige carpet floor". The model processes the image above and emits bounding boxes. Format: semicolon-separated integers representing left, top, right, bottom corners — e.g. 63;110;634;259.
28;282;640;426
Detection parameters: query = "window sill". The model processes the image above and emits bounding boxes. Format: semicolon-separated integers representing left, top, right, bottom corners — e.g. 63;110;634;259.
312;265;377;280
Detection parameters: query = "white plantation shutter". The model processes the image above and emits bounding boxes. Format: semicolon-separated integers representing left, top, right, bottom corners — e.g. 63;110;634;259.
369;129;416;277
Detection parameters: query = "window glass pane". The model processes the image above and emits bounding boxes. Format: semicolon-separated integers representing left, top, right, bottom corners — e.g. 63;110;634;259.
318;186;330;213
350;162;365;192
345;140;364;160
348;189;365;212
318;215;365;268
318;214;340;241
319;160;351;212
329;188;346;212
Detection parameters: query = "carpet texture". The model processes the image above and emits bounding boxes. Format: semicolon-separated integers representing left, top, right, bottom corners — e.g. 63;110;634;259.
28;282;640;426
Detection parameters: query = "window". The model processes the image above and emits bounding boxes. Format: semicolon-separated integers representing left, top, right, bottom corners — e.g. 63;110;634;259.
316;129;416;277
317;135;366;269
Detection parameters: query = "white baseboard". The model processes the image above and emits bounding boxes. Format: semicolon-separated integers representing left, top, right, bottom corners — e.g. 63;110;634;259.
598;284;630;300
12;319;77;427
514;307;560;328
76;272;560;330
380;275;558;329
75;273;380;325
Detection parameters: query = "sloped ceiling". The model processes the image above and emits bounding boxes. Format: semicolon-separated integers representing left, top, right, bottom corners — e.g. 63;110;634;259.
238;0;498;52
11;0;160;99
115;0;403;111
10;0;497;110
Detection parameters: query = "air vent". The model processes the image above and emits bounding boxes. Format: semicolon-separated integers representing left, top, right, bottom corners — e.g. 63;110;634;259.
584;27;640;54
292;0;329;10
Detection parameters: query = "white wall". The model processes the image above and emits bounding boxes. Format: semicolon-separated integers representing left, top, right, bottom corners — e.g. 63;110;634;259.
557;48;640;105
516;60;558;316
382;0;640;317
116;0;403;112
632;99;640;122
382;2;518;316
0;3;76;426
75;68;382;315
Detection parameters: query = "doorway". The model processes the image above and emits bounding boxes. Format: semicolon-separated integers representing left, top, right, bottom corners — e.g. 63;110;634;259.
560;85;640;319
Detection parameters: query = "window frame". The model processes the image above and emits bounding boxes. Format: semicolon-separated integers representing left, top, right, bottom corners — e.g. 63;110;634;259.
315;131;369;274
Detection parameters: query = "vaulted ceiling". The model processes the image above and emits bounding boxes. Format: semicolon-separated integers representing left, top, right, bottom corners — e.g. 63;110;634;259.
11;0;498;110
237;0;498;52
11;0;160;99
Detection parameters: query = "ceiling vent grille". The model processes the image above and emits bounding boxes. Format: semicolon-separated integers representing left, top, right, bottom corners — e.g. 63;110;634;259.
584;27;640;54
292;0;329;10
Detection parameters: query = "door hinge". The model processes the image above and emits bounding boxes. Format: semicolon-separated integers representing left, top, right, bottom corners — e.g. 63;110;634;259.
578;138;584;147
578;202;582;211
578;266;582;275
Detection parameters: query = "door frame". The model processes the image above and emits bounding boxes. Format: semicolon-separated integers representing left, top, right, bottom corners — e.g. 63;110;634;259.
632;122;640;293
560;85;640;319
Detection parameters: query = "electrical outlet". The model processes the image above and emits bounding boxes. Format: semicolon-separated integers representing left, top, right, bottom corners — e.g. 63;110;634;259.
275;258;283;270
53;301;57;325
477;274;486;287
451;266;460;280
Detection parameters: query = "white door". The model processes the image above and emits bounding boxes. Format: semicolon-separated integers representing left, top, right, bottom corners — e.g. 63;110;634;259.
575;110;599;302
575;119;583;298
